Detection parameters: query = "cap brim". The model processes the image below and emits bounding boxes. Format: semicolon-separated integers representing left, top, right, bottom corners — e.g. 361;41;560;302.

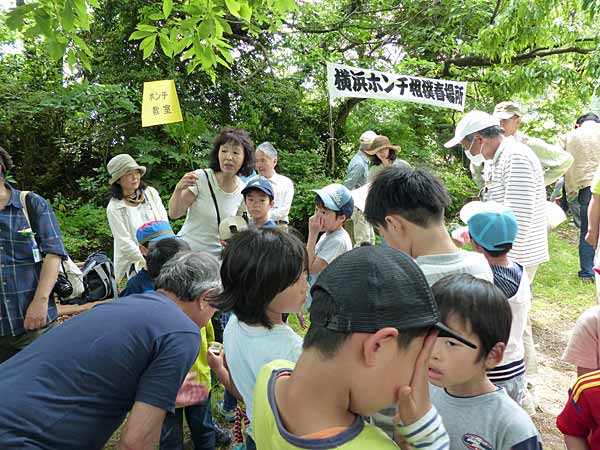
242;186;273;197
365;145;401;155
493;112;515;120
434;322;478;349
443;136;462;148
459;200;509;224
312;189;340;211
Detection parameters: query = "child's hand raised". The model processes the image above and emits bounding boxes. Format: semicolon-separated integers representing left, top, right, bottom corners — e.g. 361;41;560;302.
308;214;324;235
207;347;225;371
393;330;438;427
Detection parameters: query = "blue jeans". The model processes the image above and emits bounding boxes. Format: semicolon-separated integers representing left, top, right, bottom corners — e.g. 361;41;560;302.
578;187;595;279
160;394;215;450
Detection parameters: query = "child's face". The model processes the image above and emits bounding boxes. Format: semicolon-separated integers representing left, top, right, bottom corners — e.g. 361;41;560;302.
351;331;427;416
428;313;487;395
245;190;273;221
315;204;345;232
267;270;308;316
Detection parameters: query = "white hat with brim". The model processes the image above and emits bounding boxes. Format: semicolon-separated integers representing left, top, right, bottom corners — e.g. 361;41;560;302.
108;154;146;185
459;201;511;224
443;111;500;148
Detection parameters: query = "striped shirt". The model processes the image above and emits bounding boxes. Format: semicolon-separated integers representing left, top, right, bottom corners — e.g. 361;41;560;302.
0;185;67;336
483;137;549;267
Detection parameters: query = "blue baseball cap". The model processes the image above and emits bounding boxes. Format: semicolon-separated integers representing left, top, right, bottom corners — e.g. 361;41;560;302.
460;201;518;251
313;183;354;218
242;176;274;198
136;221;177;246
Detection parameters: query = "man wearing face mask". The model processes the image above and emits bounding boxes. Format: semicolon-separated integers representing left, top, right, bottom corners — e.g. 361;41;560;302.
445;110;549;282
469;102;573;188
445;111;548;416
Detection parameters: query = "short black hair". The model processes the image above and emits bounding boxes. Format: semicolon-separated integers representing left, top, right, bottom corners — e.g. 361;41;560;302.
431;274;512;360
213;228;308;329
471;237;512;257
0;146;14;174
146;237;191;278
209;127;255;177
315;195;345;219
369;149;397;166
110;180;147;200
364;166;450;228
464;125;503;143
304;296;428;358
576;113;600;126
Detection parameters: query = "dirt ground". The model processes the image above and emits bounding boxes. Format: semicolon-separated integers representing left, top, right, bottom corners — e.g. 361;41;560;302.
530;319;574;450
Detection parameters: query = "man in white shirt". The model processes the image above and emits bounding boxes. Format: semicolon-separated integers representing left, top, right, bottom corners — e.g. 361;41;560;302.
445;110;549;415
255;142;294;231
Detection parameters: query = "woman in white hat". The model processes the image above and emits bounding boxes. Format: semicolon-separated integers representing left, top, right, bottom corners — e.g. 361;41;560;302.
106;154;168;283
366;135;411;182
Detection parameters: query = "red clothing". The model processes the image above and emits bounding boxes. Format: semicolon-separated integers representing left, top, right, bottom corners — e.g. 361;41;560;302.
557;370;600;449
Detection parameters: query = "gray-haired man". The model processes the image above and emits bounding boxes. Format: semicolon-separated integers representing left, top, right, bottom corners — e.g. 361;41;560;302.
0;251;221;450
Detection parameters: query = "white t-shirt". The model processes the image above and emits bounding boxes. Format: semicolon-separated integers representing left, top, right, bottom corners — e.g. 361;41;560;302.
307;228;352;309
177;169;244;257
267;172;294;223
415;250;493;287
223;314;303;437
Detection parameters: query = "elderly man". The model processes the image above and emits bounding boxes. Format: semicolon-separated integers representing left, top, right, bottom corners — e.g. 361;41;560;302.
344;130;377;245
445;111;548;416
560;113;600;282
0;146;67;363
0;251;221;450
255;142;294;230
470;102;573;188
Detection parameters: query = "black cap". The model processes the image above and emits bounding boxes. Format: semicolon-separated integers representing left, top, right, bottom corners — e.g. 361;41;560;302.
310;246;477;349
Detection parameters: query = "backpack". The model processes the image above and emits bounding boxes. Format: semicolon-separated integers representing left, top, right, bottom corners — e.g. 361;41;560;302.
64;252;118;305
20;191;85;301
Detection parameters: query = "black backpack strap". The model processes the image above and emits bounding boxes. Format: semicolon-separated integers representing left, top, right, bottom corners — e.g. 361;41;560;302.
203;170;221;227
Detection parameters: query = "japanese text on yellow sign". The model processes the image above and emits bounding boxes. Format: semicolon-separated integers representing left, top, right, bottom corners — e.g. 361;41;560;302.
141;80;183;127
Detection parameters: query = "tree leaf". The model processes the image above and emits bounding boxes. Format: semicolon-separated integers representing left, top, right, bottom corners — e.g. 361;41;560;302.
129;30;153;41
239;3;252;22
62;0;75;32
66;48;77;69
163;0;173;19
73;35;93;57
73;0;90;30
224;0;241;17
159;32;174;57
47;38;67;60
137;24;158;32
140;34;156;59
86;0;100;7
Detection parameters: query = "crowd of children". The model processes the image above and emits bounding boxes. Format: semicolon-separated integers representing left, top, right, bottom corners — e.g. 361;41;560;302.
5;126;600;450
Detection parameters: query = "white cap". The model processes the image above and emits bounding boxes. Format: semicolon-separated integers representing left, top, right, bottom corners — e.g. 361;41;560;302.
443;111;500;148
459;200;511;224
359;130;378;145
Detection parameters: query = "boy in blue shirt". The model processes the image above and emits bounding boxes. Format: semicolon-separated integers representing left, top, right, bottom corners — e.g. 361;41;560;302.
242;176;277;228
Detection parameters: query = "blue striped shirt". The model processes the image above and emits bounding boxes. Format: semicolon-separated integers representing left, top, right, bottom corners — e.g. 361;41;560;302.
0;185;67;336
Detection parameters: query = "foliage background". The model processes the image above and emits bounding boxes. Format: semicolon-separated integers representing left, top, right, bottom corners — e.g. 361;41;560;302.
1;0;599;260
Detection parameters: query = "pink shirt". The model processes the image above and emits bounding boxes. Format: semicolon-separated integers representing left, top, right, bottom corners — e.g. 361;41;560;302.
563;306;600;370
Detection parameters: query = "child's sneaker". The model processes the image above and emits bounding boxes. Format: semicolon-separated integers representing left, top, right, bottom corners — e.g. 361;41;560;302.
216;399;236;422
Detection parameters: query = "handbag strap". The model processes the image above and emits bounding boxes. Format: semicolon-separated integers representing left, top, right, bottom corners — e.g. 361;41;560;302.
19;190;67;272
203;170;221;227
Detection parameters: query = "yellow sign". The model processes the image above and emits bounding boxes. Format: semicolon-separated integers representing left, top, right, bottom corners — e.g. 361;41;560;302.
141;80;183;127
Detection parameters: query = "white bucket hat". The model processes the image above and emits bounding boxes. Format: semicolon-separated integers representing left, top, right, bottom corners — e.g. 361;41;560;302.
107;154;146;185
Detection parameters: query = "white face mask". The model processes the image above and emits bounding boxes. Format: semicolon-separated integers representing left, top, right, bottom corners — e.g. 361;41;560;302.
464;139;486;166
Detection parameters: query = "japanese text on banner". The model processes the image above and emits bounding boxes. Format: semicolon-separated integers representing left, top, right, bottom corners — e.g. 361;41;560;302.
326;62;467;111
141;80;183;127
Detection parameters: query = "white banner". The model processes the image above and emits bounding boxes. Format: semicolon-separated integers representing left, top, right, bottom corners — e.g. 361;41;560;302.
327;62;467;111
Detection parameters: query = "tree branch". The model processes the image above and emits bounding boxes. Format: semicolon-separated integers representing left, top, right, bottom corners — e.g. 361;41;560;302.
490;0;502;25
444;45;594;71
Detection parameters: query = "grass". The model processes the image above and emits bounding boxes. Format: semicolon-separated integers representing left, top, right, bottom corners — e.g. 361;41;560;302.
531;223;597;328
